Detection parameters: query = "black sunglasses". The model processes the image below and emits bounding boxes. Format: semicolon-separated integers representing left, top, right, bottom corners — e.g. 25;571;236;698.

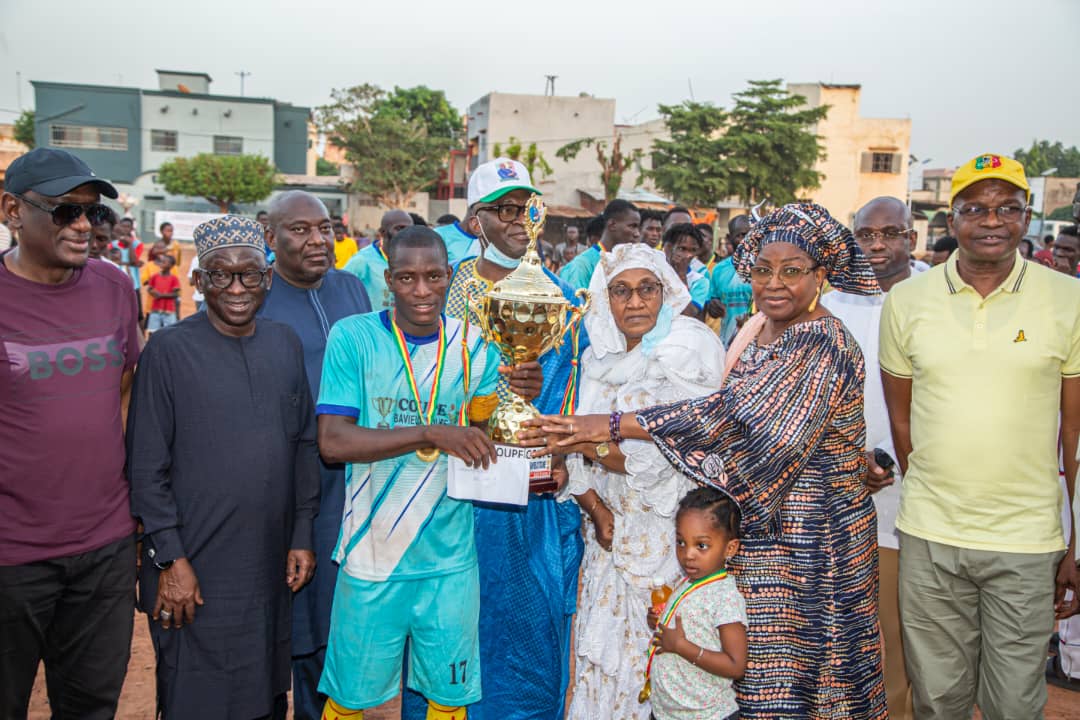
14;193;113;227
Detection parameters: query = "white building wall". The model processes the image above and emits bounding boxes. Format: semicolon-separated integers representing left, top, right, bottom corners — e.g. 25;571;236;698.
140;94;275;172
788;83;911;226
618;118;670;194
469;93;616;206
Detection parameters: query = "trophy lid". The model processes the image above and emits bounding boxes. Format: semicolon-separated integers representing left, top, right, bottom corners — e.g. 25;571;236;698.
487;195;570;305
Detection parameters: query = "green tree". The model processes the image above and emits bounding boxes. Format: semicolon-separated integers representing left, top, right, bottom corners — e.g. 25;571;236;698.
158;153;277;213
1049;205;1076;221
315;157;339;176
557;133;643;202
724;80;829;205
649;101;730;206
492;136;553;179
373;85;462;146
317;84;456;208
14;110;35;149
1014;140;1080;177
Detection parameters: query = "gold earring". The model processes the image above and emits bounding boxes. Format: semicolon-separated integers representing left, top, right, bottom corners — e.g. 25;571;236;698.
808;286;822;313
750;300;756;315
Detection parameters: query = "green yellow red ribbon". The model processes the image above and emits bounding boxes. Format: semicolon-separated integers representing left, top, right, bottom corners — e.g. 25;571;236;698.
389;311;446;427
644;569;729;685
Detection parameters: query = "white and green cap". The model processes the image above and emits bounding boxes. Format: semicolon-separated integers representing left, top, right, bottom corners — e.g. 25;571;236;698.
467;157;541;206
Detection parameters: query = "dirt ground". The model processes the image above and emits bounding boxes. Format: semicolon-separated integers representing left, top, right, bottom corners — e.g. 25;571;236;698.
28;609;1080;719
28;611;399;719
28;244;1080;718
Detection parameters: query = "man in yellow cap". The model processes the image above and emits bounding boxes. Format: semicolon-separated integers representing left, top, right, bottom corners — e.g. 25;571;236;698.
879;153;1080;719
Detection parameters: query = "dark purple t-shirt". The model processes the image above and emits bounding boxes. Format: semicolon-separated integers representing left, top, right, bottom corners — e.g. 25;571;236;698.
0;253;140;564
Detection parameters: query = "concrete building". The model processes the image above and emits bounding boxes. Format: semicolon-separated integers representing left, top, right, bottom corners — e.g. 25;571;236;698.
467;92;618;206
32;70;312;182
788;83;911;227
30;70;320;240
913;167;954;207
1033;176;1080;218
617;117;670;192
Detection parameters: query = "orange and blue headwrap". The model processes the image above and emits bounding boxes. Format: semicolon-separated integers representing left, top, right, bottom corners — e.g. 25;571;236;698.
733;202;880;296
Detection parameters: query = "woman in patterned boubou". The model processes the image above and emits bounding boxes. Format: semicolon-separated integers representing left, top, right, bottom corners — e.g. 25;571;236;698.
525;203;888;719
522;243;726;719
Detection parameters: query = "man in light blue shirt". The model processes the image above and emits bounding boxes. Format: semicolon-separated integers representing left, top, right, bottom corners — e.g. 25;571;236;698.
342;209;412;309
558;199;641;290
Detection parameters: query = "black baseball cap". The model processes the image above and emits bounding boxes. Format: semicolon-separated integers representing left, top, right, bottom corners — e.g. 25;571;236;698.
5;148;118;199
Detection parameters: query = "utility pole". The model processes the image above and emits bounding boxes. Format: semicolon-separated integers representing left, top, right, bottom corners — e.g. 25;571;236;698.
235;71;251;97
544;75;557;96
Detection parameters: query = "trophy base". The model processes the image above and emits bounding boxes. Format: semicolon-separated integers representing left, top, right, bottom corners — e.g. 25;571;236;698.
488;394;557;494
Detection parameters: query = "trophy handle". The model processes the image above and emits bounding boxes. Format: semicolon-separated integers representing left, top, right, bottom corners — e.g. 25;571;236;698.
569;288;592;331
549;289;590;355
465;278;492;338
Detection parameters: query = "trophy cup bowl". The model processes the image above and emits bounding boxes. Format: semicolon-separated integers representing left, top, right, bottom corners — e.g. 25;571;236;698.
473;195;590;492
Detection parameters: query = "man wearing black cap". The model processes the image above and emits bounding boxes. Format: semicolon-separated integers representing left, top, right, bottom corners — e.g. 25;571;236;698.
0;148;142;718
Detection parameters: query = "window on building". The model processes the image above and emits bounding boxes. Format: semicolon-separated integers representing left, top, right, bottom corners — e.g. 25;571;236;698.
50;124;128;151
861;151;902;174
150;129;178;153
213;135;243;156
871;153;893;173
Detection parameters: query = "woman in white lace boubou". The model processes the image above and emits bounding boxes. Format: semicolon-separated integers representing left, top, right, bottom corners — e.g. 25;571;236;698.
522;243;726;719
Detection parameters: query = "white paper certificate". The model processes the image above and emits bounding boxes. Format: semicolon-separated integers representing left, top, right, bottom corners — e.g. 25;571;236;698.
447;444;536;506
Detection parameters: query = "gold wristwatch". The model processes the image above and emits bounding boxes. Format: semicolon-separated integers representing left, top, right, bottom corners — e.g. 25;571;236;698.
595;442;611;458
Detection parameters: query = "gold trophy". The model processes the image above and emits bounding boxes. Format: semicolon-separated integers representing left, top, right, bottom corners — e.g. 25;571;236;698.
473;195;590;492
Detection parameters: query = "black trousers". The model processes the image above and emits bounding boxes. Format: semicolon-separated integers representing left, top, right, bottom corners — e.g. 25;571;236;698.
0;535;135;720
291;647;327;720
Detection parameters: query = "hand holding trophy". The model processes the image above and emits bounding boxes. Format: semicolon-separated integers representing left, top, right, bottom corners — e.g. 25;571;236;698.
472;195;590;492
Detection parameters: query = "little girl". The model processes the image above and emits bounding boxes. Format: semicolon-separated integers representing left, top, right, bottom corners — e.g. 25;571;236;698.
646;486;747;720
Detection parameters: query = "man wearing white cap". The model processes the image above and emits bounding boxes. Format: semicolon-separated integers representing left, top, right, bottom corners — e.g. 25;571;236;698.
401;158;587;720
435;158;541;265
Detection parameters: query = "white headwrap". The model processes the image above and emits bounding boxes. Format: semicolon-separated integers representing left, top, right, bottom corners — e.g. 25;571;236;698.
585;243;692;360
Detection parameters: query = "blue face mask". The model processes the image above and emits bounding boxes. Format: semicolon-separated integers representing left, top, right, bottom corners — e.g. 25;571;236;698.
483;240;521;269
478;223;521;269
639;303;674;357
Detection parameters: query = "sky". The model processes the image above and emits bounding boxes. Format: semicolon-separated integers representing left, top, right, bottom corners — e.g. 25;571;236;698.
1;0;1077;172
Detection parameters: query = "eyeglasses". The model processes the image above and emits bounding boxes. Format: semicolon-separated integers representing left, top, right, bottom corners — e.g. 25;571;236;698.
478;204;528;223
608;281;662;303
200;268;270;289
951;205;1028;222
748;265;820;286
14;193;112;227
853;228;912;243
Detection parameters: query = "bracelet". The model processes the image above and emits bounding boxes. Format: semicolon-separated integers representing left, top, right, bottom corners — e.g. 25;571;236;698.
584;496;600;516
691;645;705;666
609;411;623;443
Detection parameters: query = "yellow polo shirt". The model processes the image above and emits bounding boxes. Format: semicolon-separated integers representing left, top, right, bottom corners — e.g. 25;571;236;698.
879;251;1080;553
334;236;359;269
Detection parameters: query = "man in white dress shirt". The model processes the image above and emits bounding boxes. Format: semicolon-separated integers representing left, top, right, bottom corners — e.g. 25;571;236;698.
820;195;915;719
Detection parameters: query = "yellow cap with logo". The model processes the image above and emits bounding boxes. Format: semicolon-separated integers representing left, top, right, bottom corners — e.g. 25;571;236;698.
950;153;1030;206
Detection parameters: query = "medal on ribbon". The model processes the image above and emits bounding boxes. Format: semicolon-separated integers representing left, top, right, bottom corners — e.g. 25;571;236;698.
639;569;729;704
389;312;448;462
